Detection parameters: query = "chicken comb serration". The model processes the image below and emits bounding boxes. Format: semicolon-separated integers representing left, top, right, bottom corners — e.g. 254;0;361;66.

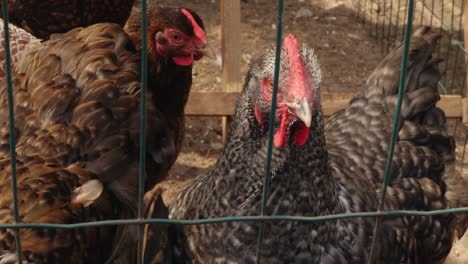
283;34;309;99
181;8;207;43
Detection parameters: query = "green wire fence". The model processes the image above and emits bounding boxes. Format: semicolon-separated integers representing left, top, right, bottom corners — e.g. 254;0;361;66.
1;0;22;262
1;0;468;263
355;0;467;95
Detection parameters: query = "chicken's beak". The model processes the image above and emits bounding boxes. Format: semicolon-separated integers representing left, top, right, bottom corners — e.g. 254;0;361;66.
287;97;312;128
195;43;217;60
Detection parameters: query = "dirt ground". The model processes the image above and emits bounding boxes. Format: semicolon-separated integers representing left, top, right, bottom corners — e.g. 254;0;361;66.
155;0;468;262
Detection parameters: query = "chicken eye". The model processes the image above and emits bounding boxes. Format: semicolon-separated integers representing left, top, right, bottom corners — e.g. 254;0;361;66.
170;32;183;43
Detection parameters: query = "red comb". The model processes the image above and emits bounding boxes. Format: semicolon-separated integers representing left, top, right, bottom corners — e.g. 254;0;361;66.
283;34;308;99
181;8;207;43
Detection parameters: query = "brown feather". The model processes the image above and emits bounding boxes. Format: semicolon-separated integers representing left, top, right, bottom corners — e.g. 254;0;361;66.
0;0;135;39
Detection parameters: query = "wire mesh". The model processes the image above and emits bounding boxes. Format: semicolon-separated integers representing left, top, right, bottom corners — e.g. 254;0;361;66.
0;0;468;263
356;0;468;96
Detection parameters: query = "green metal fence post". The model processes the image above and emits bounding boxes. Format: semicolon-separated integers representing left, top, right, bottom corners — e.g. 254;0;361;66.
256;0;284;262
137;0;149;263
1;0;23;262
368;0;415;262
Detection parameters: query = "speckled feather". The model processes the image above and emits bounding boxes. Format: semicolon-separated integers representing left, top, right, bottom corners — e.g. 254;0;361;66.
0;23;154;263
166;27;466;264
0;23;167;206
0;155;115;264
0;0;134;39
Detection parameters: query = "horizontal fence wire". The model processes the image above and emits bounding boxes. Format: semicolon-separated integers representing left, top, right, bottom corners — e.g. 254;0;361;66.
1;0;23;262
0;208;466;229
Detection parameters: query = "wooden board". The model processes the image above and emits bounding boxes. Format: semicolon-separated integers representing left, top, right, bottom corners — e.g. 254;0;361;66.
438;94;463;118
220;0;241;142
220;0;241;93
185;92;240;116
463;98;468;123
185;92;465;119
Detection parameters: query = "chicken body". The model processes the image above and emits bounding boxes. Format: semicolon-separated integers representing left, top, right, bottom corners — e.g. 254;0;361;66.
0;4;211;262
0;155;114;264
0;0;134;39
168;28;467;263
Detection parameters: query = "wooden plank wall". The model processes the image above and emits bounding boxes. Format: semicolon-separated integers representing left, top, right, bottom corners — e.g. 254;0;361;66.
186;92;466;119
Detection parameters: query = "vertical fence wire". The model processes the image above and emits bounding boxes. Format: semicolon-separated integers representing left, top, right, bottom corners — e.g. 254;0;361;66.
449;0;465;93
402;0;409;41
137;0;148;263
420;0;426;26
381;0;387;53
1;0;23;262
375;0;381;38
442;0;456;88
430;0;435;27
255;0;284;262
438;1;445;58
394;0;402;43
385;0;394;52
463;61;468;95
453;118;460;138
458;1;466;96
461;128;468;173
367;0;415;262
370;0;375;36
363;0;369;25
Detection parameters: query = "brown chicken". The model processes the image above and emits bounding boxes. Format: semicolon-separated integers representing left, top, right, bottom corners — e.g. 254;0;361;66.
0;0;135;39
0;19;38;79
0;4;213;263
0;155;115;263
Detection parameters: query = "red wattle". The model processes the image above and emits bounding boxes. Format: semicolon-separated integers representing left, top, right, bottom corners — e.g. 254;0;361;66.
173;54;194;66
254;104;263;127
274;108;289;148
293;122;309;146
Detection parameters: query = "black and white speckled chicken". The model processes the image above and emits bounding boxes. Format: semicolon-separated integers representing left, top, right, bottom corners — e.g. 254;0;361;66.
165;28;467;263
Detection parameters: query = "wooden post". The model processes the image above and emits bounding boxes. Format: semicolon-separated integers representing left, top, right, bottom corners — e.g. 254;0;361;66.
220;0;241;143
